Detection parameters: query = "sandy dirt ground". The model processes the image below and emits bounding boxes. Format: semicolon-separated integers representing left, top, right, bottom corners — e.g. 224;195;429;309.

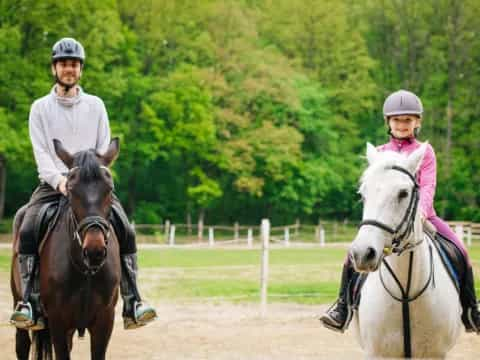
1;280;480;359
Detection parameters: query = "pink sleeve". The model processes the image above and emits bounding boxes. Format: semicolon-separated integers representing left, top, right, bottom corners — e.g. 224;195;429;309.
417;144;436;218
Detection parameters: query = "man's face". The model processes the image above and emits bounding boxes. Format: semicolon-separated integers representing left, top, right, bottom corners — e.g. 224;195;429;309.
51;59;82;86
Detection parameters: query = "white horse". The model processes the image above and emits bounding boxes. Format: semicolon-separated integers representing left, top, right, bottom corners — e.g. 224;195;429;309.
349;143;462;359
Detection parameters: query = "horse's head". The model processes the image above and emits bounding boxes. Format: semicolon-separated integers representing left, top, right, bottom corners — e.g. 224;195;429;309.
54;138;119;272
349;142;427;272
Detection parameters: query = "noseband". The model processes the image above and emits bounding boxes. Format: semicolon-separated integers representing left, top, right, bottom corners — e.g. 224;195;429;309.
358;165;420;254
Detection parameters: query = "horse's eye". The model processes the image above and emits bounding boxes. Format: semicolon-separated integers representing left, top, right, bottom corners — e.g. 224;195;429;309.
398;189;409;200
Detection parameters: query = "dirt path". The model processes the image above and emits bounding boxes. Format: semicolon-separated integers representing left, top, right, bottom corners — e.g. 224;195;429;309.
1;280;480;359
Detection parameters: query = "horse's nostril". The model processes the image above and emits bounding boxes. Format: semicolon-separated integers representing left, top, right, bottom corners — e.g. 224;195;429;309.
364;246;377;262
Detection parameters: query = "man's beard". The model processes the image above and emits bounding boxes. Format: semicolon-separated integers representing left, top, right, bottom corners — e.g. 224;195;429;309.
55;74;79;93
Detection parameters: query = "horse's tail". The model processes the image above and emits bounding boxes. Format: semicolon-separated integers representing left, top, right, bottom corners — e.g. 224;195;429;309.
31;329;53;360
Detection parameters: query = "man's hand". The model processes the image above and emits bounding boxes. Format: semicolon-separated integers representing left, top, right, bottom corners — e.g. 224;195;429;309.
57;176;68;196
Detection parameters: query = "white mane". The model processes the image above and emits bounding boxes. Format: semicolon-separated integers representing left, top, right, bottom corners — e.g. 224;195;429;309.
359;150;409;196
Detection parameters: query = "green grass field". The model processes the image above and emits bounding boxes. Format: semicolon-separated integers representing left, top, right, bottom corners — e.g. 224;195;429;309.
2;245;480;304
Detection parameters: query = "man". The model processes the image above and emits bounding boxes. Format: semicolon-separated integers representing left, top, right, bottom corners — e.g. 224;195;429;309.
10;37;157;330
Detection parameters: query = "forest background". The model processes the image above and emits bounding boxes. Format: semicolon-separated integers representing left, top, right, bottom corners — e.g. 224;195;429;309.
0;0;479;226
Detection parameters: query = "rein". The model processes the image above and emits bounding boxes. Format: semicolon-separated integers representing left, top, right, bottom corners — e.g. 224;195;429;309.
380;242;436;358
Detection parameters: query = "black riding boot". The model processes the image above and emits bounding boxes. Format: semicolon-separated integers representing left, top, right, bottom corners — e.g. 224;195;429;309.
320;260;355;332
460;266;480;333
120;254;157;330
10;255;45;330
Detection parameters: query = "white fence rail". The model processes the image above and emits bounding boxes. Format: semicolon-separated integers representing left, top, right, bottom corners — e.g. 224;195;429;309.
131;219;480;248
132;219;338;247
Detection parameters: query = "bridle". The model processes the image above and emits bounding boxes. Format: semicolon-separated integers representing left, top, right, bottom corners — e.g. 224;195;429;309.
357;165;435;358
358;165;421;255
67;165;112;275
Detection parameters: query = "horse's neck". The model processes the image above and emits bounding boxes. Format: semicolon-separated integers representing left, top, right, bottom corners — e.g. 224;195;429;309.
382;226;430;294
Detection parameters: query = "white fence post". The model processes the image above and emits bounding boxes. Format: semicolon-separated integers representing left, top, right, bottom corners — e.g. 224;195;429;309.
165;220;170;242
260;218;270;317
131;221;135;232
320;226;325;247
247;228;253;248
169;225;176;247
284;227;290;247
467;226;472;247
316;225;325;246
198;218;204;242
234;222;239;241
455;225;464;244
208;227;214;247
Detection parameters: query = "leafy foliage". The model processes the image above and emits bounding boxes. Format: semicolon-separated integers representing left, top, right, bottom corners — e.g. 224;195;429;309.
0;0;478;223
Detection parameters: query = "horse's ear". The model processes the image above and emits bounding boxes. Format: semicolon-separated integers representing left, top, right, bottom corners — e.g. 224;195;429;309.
366;142;378;164
100;138;119;167
405;142;428;175
53;139;74;169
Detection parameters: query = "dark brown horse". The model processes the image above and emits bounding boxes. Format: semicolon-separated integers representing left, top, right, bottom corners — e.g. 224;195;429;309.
11;139;121;360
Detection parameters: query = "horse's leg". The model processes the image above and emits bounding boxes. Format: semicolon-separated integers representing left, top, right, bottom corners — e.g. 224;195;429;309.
15;328;30;360
49;325;72;360
67;329;75;352
89;307;115;360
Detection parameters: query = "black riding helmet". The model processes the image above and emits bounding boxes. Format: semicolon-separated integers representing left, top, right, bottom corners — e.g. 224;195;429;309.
52;37;85;64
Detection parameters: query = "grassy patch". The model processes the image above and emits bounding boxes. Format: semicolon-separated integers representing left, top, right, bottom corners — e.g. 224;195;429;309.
2;244;480;304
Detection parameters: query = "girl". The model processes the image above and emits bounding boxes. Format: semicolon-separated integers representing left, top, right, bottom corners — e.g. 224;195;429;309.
320;89;480;333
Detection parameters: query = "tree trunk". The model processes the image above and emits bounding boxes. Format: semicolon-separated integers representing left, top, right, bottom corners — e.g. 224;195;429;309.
126;172;136;217
187;210;192;236
0;154;5;220
446;0;460;171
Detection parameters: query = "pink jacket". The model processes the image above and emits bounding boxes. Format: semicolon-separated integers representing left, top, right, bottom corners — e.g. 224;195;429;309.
377;138;437;219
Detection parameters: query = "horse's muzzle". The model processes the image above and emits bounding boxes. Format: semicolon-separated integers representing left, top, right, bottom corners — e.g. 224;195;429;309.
349;244;381;273
82;246;107;273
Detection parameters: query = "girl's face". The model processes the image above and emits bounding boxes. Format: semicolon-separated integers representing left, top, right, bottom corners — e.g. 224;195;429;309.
388;115;420;139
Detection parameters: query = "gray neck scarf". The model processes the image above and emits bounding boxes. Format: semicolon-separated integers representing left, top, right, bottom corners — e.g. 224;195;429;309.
51;85;83;107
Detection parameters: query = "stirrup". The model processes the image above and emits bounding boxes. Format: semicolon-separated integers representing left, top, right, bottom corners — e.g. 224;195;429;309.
10;301;34;329
123;301;157;330
319;300;353;333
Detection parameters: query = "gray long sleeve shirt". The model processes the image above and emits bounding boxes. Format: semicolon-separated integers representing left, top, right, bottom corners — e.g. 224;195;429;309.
29;85;111;190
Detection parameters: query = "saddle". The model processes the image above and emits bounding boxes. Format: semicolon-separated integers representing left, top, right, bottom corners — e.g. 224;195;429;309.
35;198;67;253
